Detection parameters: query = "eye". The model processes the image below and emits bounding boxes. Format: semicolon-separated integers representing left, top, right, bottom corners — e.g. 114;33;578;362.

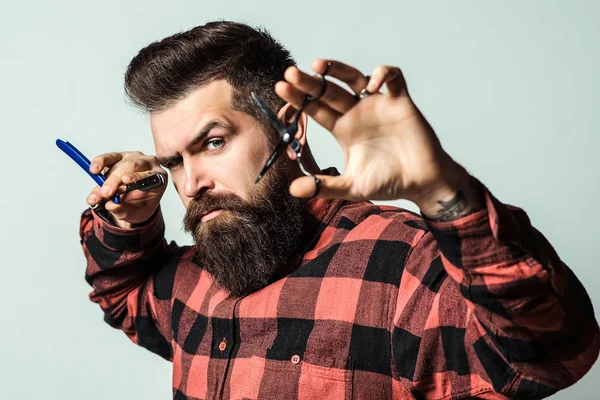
205;138;224;150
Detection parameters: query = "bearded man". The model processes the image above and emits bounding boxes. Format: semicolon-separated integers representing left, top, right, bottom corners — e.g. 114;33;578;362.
80;21;599;399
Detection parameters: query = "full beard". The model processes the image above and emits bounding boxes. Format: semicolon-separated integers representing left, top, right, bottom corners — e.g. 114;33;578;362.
183;162;304;297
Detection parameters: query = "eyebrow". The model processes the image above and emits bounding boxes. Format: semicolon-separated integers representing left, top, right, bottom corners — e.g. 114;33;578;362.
157;120;227;167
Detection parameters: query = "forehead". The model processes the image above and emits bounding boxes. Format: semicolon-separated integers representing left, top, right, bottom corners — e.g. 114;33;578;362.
150;79;235;139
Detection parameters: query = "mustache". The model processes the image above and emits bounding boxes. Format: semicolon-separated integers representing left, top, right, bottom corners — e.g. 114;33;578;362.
183;192;249;232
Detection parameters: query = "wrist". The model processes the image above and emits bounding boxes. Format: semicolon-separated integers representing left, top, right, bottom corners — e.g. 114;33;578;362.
110;214;134;229
92;206;159;229
414;162;484;221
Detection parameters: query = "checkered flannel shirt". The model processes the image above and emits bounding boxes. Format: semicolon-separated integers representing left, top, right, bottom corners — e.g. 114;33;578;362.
80;178;599;399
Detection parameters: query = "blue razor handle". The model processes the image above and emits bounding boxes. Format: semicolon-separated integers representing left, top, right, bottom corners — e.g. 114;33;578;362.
55;138;121;204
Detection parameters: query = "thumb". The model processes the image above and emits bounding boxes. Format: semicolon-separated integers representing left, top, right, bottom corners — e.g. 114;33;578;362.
289;174;352;199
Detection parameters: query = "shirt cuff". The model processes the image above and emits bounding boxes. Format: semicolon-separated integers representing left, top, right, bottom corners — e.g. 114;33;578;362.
422;178;528;269
89;206;165;251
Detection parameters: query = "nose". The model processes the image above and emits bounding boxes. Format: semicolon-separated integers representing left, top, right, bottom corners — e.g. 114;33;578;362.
183;160;214;199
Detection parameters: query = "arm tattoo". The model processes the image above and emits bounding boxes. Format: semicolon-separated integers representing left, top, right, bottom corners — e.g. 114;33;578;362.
429;192;469;222
428;178;485;222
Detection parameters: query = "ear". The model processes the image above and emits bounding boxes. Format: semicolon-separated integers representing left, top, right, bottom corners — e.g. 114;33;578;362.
277;103;308;161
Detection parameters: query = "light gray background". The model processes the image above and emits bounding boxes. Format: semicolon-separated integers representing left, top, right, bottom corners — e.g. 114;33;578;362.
1;0;598;398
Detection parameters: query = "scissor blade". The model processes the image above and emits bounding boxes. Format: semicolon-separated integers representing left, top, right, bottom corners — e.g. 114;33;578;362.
255;144;286;183
251;92;287;137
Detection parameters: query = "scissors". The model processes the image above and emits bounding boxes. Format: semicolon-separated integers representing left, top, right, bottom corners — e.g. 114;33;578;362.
56;138;165;207
251;62;332;196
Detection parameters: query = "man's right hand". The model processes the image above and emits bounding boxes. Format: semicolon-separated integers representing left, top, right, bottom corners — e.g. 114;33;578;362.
85;151;168;228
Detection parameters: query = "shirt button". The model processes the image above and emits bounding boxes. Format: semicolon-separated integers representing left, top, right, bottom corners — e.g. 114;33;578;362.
291;354;301;365
219;339;227;352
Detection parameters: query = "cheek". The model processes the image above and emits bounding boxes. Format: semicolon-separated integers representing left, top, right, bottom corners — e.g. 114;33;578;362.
221;158;256;200
221;138;270;197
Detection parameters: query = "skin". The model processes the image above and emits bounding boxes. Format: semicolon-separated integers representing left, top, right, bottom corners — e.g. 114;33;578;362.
85;80;312;228
275;59;484;218
86;59;483;228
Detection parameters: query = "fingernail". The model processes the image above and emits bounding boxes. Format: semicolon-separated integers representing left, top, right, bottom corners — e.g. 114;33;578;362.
88;194;97;203
101;186;110;196
91;163;99;172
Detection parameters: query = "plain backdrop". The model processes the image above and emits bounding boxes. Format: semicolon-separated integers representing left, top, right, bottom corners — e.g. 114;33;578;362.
1;0;598;398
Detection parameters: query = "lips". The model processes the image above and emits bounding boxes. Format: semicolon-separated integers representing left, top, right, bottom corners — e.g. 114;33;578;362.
200;208;223;223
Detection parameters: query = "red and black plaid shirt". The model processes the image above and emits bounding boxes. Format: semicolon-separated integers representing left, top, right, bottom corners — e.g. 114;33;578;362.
80;177;599;399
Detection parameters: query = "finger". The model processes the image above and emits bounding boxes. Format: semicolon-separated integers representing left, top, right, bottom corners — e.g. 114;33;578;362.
90;152;124;174
120;171;167;197
289;174;352;199
104;157;153;178
86;186;103;206
88;172;152;209
275;81;340;132
121;170;163;185
87;185;126;211
101;158;154;198
366;65;406;97
103;198;124;213
283;66;357;114
87;185;126;205
312;59;369;95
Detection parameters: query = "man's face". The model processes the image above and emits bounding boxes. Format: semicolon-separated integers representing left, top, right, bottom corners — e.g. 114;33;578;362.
150;80;271;210
150;80;304;297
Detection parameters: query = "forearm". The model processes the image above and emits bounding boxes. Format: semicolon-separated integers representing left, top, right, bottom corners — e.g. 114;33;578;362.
92;204;158;229
80;207;180;360
80;207;167;313
420;180;600;390
414;160;485;221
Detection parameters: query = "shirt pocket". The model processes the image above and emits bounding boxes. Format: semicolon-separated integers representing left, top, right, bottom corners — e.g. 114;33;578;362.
260;356;354;400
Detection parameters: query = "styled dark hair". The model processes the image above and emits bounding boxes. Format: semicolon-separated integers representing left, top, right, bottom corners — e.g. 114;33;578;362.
124;20;296;133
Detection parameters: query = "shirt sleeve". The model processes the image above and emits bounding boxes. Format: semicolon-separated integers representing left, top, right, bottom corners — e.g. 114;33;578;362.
79;206;192;361
392;180;599;398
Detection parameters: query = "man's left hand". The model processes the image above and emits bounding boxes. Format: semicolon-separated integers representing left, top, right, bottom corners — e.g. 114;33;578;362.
275;59;482;219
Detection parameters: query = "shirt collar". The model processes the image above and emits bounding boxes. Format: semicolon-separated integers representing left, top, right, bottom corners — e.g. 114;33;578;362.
278;167;345;274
